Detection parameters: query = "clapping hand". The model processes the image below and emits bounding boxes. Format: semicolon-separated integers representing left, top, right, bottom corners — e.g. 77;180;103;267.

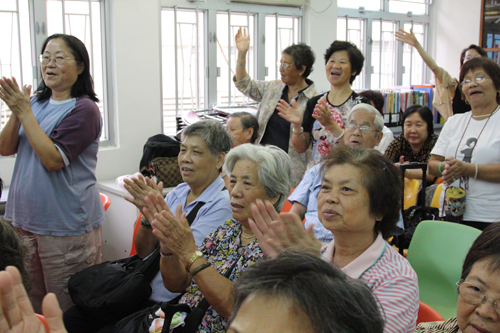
0;77;32;120
277;99;302;126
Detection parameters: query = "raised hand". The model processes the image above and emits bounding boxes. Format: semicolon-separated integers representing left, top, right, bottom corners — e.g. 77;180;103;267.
235;27;250;54
395;29;418;47
312;100;343;137
123;174;163;213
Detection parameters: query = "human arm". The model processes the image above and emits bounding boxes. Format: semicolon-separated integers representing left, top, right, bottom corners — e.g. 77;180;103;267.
235;27;249;82
0;111;21;156
395;29;447;88
313;99;344;139
249;199;321;258
146;194;236;319
0;77;64;171
0;266;67;333
442;157;500;184
292;97;317;153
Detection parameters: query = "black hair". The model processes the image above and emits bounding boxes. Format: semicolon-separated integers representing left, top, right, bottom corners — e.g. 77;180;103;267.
358;90;385;114
461;222;500;281
459;57;500;104
324;40;365;85
35;34;98;102
283;43;316;78
228;112;259;143
0;219;31;290
230;249;385;333
460;44;487;67
402;104;434;138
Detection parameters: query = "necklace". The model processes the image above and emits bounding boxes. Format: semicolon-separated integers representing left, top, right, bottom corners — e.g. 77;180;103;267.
240;233;255;239
471;105;500;118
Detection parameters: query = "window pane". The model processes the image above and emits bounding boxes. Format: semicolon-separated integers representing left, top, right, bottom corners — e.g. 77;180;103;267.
402;23;425;86
0;0;32;131
371;20;396;89
46;0;108;140
338;0;381;11
388;0;426;15
265;15;299;81
216;12;254;106
337;17;364;90
161;8;205;134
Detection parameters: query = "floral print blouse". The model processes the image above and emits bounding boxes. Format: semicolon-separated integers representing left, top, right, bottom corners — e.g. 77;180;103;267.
179;219;263;332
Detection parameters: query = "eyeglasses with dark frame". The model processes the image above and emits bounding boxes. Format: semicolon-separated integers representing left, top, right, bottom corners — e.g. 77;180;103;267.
457;281;500;315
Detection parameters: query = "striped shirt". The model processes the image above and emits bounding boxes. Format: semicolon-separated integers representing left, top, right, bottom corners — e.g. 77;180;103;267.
322;233;419;333
415;317;461;332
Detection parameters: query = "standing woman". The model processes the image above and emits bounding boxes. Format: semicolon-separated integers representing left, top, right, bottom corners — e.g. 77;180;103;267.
233;27;317;186
0;34;104;313
287;41;369;166
396;29;487;119
429;57;500;230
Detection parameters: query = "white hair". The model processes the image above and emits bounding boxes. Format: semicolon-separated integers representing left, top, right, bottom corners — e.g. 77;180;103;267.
348;103;384;132
225;144;292;211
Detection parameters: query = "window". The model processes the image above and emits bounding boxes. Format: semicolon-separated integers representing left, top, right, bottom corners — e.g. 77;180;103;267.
337;2;430;90
0;0;110;141
160;0;302;135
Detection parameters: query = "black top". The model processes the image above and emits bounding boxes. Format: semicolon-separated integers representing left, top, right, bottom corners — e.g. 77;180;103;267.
452;85;471;114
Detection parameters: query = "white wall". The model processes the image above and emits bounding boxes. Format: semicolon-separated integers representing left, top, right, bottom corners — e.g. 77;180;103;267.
0;0;483;186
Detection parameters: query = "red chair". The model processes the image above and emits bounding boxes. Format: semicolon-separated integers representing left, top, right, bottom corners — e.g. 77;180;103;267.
417;301;445;325
129;214;142;256
100;193;111;211
280;188;295;213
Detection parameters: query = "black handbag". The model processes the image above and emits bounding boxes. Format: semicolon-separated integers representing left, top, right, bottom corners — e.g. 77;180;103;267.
68;202;206;323
114;257;241;333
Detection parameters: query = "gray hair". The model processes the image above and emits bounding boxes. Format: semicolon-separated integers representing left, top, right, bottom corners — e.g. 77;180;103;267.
182;120;232;157
225;144;292;211
348;103;384;132
229;249;385;333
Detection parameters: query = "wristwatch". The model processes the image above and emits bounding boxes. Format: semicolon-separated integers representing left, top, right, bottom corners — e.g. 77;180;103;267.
186;250;204;272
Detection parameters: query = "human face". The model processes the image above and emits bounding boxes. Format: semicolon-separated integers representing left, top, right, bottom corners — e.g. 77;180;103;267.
344;110;382;148
317;164;379;236
461;68;500;110
227;294;313;333
457;258;500;333
178;135;223;191
279;53;305;86
464;49;483;64
41;38;82;101
227;117;253;147
229;159;275;224
325;50;353;88
404;112;428;150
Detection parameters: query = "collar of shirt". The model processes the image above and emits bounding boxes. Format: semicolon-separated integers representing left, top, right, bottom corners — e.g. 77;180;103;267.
322;232;386;279
174;176;226;211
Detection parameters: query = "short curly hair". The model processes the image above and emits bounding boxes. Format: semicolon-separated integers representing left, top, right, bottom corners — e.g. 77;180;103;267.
324;40;364;85
283;43;316;78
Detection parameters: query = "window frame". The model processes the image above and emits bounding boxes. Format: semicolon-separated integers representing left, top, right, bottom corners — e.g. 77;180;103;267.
337;5;430;89
160;0;303;134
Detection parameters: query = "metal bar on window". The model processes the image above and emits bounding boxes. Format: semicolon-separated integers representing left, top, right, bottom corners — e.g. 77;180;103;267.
174;6;179;116
88;0;95;79
379;19;382;88
196;7;200;110
228;10;232;105
275;13;278;77
15;0;24;87
409;21;413;85
345;15;349;40
61;0;66;34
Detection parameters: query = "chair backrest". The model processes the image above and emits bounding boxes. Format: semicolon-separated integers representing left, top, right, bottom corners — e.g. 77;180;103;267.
280;188;295;213
129;214;142;256
403;178;420;210
417;301;445;325
406;220;481;319
100;193;111;211
430;183;443;209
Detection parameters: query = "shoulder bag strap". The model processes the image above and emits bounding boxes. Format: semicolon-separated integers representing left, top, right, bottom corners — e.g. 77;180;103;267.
185;184;226;226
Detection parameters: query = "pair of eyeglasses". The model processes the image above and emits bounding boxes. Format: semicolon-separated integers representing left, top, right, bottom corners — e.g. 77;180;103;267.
277;62;294;70
457;281;500;315
39;54;74;66
460;76;490;87
345;124;378;134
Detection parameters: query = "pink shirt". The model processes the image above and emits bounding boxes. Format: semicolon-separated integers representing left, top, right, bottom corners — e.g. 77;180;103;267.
322;233;419;333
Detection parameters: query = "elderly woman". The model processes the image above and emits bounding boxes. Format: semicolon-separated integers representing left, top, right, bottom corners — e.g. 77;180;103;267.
415;222;500;332
396;29;487;118
286;41;370;165
385;104;438;182
0;34;104;313
429;57;500;230
226;112;259;147
250;147;419;333
135;144;292;332
63;120;233;332
233;27;317;186
228;249;385;333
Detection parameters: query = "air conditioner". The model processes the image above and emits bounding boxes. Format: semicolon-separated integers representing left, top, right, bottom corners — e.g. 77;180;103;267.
230;0;306;7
